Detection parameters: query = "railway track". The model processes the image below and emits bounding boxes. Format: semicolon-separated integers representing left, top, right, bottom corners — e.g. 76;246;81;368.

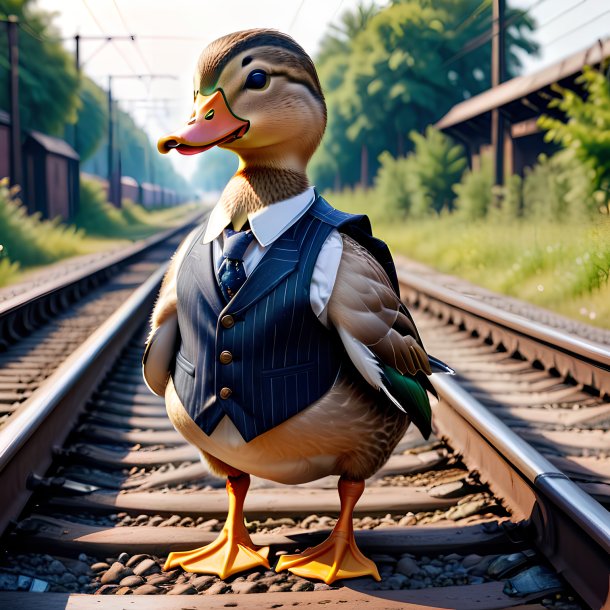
0;233;607;609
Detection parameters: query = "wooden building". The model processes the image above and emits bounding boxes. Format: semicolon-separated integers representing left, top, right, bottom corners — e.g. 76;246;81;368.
436;40;610;177
22;131;80;220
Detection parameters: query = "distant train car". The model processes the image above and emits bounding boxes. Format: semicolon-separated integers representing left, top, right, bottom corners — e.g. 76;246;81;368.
121;176;139;204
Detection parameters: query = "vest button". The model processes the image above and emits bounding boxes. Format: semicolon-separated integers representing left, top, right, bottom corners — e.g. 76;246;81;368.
219;387;232;400
219;350;233;365
221;315;235;329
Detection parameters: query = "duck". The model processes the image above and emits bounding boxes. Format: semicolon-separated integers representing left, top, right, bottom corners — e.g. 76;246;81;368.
146;28;451;585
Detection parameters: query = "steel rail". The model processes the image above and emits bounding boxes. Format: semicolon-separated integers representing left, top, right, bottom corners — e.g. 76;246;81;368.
0;263;168;534
399;269;610;395
432;373;610;609
0;212;202;349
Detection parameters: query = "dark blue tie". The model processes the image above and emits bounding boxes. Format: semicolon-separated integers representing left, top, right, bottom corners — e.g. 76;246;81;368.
218;227;255;301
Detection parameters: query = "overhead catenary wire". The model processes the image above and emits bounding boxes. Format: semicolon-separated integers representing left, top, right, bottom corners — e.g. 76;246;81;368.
443;0;581;67
288;0;306;33
545;7;610;47
111;0;154;75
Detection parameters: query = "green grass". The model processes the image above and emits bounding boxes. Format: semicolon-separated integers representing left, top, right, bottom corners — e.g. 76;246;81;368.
328;188;610;330
0;177;199;288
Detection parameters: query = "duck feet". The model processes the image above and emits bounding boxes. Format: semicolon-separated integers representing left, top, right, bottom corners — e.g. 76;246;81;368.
163;530;269;579
164;473;270;579
275;528;379;584
275;478;380;584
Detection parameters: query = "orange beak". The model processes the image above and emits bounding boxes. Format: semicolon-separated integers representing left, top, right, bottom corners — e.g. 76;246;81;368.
157;89;249;156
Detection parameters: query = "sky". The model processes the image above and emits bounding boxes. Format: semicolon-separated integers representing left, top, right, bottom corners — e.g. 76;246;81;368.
34;0;610;180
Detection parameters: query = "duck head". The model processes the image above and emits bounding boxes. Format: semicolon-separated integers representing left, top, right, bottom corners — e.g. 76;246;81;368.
158;29;326;190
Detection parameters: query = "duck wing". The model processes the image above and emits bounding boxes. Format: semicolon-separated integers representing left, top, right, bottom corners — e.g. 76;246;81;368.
327;235;437;437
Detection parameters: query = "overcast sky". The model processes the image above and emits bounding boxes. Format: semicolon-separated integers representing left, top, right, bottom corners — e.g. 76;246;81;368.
35;0;610;179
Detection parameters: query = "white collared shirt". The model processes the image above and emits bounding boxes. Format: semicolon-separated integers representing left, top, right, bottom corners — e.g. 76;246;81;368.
203;187;343;326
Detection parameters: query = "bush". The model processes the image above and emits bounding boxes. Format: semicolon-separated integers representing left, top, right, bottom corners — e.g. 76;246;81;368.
375;127;467;217
522;149;597;221
454;155;493;220
408;127;468;215
74;177;130;236
375;152;418;216
0;178;85;267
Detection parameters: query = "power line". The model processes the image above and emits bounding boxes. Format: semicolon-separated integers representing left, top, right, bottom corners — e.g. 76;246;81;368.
81;0;107;35
288;0;306;33
535;0;589;33
443;0;558;67
545;8;610;47
111;0;154;75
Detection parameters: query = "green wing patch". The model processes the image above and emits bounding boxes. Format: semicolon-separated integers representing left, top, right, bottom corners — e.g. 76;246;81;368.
382;365;432;440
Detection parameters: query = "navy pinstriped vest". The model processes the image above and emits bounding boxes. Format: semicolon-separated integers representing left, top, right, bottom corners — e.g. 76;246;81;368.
173;195;398;442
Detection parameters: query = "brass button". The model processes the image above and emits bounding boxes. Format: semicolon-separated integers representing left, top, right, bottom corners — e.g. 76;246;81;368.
219;387;232;400
219;350;233;365
221;315;235;329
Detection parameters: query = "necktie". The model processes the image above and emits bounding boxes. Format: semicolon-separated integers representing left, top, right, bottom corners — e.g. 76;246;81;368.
217;227;255;301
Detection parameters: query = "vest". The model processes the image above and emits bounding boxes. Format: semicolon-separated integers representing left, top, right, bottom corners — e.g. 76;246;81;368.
173;195;398;442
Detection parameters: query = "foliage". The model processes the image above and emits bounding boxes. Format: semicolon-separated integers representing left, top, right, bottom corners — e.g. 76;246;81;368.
408;127;467;214
522;149;598;221
375;152;417;216
312;0;538;189
74;77;108;161
0;178;84;267
191;147;239;193
0;0;79;135
328;188;610;329
375;127;466;216
454;155;493;220
539;66;610;200
75;176;195;239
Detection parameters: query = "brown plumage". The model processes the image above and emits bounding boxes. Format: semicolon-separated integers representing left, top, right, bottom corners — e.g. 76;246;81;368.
149;29;436;583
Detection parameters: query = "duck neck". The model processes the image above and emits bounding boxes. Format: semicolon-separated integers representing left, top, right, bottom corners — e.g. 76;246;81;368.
218;164;309;229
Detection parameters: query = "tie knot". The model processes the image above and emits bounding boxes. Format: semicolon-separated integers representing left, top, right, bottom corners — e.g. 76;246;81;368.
222;227;255;261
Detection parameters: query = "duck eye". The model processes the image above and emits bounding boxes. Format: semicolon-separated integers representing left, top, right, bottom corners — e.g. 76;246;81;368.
244;69;268;90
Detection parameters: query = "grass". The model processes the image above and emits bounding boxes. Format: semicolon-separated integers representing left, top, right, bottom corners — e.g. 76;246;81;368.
328;188;610;330
0;177;200;288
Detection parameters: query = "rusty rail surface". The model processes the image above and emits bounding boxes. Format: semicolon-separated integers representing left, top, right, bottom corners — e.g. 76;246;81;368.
398;269;610;609
399;270;610;397
0;212;203;350
0;256;607;607
0;264;168;535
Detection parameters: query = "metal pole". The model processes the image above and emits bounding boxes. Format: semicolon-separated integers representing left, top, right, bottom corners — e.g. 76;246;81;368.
107;76;115;206
73;34;80;153
7;15;23;189
491;0;506;198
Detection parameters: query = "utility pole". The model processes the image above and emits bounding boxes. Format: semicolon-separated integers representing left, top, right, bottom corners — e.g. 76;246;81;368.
106;74;177;207
491;0;506;200
107;75;116;206
73;34;80;153
6;15;23;189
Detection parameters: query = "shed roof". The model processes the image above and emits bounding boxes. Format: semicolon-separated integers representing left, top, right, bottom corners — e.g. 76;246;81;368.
436;39;610;134
26;131;79;161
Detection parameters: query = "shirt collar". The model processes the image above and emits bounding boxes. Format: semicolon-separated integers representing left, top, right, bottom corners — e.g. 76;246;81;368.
202;186;316;247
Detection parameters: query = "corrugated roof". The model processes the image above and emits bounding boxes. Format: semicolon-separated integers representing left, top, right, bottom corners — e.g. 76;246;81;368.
436;39;610;130
26;131;79;160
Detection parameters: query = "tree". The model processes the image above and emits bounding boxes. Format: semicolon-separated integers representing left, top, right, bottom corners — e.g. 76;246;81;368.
75;77;108;161
312;0;538;190
0;0;80;135
539;66;610;200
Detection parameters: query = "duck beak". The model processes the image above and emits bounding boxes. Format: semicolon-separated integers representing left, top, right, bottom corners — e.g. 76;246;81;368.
157;89;250;155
